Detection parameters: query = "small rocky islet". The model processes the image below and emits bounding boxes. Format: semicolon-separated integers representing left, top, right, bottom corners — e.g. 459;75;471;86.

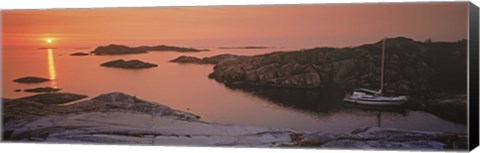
169;56;204;64
91;44;147;55
169;54;246;64
218;46;271;49
2;92;466;149
100;59;158;69
136;45;209;52
23;87;62;93
90;44;208;55
69;52;90;56
13;76;51;83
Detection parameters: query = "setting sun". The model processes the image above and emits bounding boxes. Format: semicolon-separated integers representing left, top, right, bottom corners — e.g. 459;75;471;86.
46;38;53;44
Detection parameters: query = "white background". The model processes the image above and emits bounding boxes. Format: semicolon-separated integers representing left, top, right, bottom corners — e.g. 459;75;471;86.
0;0;479;153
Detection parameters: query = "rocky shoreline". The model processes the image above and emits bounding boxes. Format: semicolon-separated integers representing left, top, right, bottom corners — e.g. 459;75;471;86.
207;37;466;94
2;92;467;149
167;37;468;124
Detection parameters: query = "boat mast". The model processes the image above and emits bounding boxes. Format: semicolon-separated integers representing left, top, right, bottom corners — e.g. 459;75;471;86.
379;38;386;95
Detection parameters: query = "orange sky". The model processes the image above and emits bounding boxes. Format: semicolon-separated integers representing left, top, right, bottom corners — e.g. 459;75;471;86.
1;2;469;49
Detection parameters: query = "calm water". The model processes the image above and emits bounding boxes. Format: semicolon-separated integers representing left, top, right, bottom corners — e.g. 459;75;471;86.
2;47;467;134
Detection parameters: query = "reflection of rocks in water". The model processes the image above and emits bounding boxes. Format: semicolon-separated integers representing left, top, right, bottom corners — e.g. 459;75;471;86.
226;85;346;114
225;85;408;118
342;102;408;115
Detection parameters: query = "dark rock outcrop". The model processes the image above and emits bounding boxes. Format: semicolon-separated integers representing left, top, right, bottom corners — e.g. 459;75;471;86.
17;93;88;105
169;54;247;64
13;77;50;83
208;37;467;94
69;52;90;56
101;59;158;69
24;87;62;93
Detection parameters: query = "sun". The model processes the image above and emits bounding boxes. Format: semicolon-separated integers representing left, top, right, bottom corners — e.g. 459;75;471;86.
46;38;53;44
44;37;55;44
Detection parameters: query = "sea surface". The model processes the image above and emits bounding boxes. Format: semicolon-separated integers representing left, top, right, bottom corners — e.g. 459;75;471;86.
2;47;467;133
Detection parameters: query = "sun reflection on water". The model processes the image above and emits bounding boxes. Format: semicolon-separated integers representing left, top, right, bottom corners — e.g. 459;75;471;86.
47;48;57;87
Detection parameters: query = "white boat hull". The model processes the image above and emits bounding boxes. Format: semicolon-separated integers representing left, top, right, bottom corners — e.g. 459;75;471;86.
344;97;405;106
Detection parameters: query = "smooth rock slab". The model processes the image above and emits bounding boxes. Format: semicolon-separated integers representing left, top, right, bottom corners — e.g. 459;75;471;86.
2;92;467;150
153;135;237;146
293;127;465;150
12;112;295;146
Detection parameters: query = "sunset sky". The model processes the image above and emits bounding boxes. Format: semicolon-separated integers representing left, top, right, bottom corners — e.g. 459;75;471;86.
1;2;468;49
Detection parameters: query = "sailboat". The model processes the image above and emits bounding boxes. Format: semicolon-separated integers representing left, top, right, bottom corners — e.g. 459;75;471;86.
343;38;408;106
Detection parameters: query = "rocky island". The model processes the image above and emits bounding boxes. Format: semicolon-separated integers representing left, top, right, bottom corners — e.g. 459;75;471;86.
169;54;247;64
208;37;466;93
91;44;208;55
2;92;466;149
136;45;209;52
69;52;90;56
13;76;51;83
170;37;467;124
91;44;148;55
169;56;204;64
218;46;271;49
101;59;158;69
23;87;62;93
